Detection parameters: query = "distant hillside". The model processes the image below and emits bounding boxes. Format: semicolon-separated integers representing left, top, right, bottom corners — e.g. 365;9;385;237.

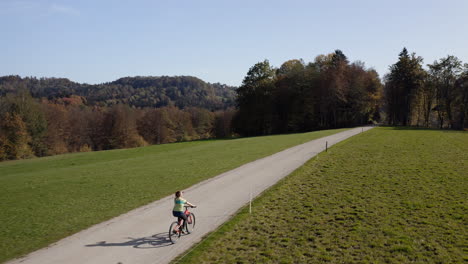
0;75;237;110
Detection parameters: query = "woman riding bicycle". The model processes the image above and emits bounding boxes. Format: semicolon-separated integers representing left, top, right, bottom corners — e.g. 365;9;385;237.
172;191;196;233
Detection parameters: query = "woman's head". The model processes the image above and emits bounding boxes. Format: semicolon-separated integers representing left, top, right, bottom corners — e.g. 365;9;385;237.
175;191;182;197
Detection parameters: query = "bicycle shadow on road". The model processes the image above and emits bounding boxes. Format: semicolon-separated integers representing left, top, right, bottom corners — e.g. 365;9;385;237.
85;232;172;249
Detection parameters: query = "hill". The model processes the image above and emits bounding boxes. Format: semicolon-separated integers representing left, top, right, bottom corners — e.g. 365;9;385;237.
0;75;236;110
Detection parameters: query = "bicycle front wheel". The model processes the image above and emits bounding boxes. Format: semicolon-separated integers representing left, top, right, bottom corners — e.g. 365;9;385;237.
185;213;196;234
169;221;181;244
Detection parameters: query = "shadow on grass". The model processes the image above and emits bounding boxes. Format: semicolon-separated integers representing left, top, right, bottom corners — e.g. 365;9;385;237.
85;232;172;249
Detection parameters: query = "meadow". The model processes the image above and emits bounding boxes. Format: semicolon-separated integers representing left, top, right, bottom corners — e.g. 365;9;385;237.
0;128;347;263
174;127;467;263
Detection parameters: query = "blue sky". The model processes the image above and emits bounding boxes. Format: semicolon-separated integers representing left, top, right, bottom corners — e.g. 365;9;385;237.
1;0;467;86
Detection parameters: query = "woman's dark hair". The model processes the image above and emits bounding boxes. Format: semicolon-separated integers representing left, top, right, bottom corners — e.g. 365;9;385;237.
175;191;182;197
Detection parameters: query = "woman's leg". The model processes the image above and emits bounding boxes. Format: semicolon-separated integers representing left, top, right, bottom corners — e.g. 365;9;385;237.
179;213;188;231
173;211;188;231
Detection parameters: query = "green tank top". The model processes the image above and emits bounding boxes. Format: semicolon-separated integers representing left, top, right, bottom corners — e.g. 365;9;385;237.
173;197;187;212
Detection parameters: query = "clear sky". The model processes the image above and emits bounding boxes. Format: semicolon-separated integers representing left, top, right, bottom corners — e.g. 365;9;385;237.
1;0;467;86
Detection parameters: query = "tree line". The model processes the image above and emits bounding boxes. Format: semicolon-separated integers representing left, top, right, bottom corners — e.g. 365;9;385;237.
1;48;466;161
384;48;468;129
0;91;235;160
233;50;383;136
0;75;236;110
233;49;467;137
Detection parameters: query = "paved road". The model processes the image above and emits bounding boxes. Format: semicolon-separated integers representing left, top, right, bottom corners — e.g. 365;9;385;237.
7;126;373;264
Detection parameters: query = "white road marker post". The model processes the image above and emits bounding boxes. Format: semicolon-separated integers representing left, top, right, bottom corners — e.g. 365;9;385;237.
249;185;252;214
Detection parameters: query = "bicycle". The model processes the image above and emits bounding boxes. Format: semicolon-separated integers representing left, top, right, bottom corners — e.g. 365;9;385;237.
168;205;196;244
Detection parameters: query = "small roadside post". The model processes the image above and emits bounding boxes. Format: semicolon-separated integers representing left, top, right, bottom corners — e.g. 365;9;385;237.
326;141;328;152
249;185;252;214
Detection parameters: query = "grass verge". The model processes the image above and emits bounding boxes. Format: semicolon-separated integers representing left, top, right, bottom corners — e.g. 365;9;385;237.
0;128;348;263
173;127;467;264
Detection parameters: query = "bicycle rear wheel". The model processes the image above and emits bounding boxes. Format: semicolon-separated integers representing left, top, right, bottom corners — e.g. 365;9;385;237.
185;213;196;234
169;221;181;244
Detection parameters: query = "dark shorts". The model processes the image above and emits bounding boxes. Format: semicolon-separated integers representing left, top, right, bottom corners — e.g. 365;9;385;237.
173;211;186;219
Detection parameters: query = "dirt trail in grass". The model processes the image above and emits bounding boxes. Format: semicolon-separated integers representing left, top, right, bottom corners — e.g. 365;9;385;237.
7;126;373;264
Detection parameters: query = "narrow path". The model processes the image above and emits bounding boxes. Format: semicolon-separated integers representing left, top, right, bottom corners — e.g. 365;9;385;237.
7;127;373;264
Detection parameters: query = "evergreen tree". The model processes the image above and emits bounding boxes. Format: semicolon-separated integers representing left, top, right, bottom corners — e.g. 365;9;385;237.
384;48;425;126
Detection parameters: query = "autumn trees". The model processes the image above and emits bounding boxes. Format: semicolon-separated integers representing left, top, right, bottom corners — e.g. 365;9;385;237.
1;49;466;162
0;93;235;161
0;75;238;161
0;90;46;159
234;48;467;138
233;51;383;136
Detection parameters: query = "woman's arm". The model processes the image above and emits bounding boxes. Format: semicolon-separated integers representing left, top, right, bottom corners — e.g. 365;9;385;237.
186;201;196;207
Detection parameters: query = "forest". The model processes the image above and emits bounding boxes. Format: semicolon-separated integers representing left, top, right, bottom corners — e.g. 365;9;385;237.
0;76;236;160
385;49;467;129
233;49;467;136
0;75;236;110
233;51;382;136
0;49;467;161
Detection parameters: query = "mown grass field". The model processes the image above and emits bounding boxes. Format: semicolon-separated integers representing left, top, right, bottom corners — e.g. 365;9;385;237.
0;128;348;263
174;127;467;264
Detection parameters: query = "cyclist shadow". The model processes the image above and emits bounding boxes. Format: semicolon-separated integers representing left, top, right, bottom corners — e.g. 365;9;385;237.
85;232;172;249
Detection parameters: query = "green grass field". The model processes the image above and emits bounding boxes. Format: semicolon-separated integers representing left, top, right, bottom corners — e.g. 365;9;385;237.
0;128;348;263
174;127;467;264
